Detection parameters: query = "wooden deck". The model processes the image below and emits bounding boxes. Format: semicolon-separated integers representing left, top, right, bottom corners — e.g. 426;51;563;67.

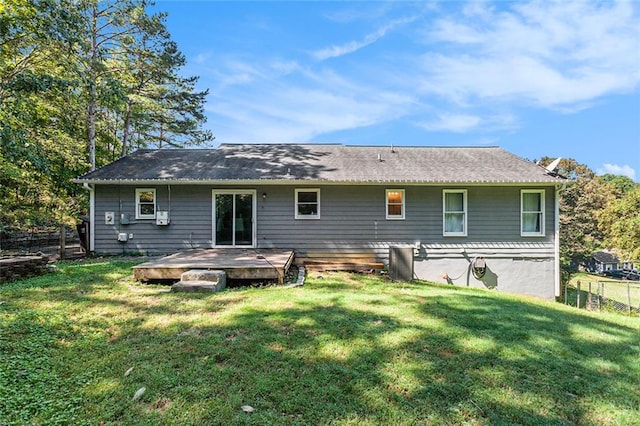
133;248;295;284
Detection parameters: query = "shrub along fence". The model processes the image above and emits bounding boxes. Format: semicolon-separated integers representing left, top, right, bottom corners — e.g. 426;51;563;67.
564;279;640;315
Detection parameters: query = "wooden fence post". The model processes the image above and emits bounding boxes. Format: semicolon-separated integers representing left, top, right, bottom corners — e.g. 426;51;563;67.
587;282;592;310
576;281;581;308
59;225;66;260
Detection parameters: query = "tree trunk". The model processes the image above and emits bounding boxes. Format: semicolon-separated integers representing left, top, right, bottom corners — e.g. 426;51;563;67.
87;3;99;171
87;84;97;170
121;100;132;157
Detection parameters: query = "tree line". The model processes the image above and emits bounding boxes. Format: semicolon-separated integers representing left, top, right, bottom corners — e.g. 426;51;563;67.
538;157;640;269
1;0;212;230
1;2;638;269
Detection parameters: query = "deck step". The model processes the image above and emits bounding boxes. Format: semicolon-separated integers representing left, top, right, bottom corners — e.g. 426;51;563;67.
172;269;226;293
180;269;225;283
303;260;384;272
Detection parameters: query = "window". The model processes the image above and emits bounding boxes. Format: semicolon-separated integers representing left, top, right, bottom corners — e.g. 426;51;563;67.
443;190;467;236
521;190;545;236
386;189;405;220
295;189;320;219
136;188;156;219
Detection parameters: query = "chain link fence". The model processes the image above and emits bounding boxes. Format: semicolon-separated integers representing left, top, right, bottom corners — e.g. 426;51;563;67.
564;279;640;315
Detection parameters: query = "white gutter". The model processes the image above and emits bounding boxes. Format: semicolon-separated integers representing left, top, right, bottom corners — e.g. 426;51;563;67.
554;186;561;298
82;183;95;252
74;179;562;187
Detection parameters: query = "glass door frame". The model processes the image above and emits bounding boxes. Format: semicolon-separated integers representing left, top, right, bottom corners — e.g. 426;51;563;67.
212;189;257;248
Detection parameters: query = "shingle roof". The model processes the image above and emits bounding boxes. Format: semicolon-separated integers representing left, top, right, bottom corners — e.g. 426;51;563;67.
592;251;619;264
76;144;563;184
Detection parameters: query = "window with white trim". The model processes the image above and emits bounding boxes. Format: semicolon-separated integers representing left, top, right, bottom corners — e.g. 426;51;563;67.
295;189;320;219
386;189;405;220
443;189;467;236
521;190;545;236
136;188;156;219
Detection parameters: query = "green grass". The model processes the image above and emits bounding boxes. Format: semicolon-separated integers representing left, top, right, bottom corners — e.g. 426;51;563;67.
1;260;640;425
568;272;640;312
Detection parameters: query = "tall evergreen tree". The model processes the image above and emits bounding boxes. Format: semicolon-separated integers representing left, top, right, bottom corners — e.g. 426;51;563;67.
74;0;212;169
1;0;212;231
117;21;212;155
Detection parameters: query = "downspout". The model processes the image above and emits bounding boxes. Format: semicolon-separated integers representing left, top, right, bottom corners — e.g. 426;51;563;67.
554;185;560;298
83;183;95;252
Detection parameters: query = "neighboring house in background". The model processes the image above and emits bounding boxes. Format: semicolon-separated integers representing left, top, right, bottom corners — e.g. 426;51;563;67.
587;251;635;274
75;144;564;299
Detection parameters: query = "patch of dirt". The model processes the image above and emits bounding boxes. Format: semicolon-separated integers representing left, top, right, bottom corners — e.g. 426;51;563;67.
151;397;172;412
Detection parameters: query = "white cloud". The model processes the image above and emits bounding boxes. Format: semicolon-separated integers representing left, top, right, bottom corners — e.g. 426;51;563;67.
418;114;481;133
420;1;640;108
205;62;413;142
203;59;267;93
193;52;212;65
597;164;637;181
417;113;516;133
313;16;417;60
192;1;638;144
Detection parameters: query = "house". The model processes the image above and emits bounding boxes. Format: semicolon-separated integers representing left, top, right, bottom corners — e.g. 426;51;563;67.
75;144;564;299
587;251;635;274
588;251;620;274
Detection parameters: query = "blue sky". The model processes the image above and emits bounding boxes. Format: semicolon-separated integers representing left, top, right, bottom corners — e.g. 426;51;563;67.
153;1;640;181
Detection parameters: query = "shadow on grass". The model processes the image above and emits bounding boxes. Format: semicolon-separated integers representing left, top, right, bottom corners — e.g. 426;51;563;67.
410;293;640;424
2;265;639;425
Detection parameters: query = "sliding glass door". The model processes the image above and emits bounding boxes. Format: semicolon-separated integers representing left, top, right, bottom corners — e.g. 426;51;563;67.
213;190;255;247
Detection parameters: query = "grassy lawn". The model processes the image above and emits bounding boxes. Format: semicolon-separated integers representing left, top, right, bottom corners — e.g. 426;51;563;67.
1;260;640;425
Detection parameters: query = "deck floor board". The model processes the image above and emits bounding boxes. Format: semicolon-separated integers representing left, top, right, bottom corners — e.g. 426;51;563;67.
133;248;294;283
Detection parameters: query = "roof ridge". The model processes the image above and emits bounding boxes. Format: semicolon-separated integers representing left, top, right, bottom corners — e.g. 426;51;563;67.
218;142;344;147
75;144;564;184
217;143;500;149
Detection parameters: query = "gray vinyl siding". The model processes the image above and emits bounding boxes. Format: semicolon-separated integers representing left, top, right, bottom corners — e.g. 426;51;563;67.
258;185;555;256
94;185;213;254
92;183;556;257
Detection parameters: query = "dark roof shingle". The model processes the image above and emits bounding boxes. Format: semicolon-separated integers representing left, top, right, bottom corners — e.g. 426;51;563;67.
592;251;620;264
76;144;562;184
